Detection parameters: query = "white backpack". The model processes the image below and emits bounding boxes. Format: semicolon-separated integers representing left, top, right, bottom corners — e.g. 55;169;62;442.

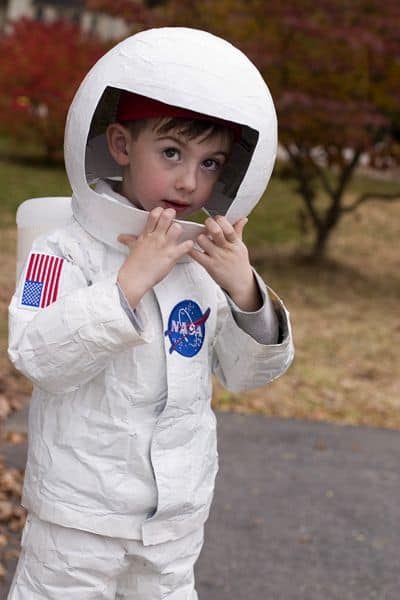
16;197;73;279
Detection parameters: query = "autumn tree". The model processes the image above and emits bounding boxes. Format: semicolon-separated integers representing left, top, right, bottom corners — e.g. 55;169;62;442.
157;0;400;259
0;18;108;161
85;0;158;28
9;1;398;256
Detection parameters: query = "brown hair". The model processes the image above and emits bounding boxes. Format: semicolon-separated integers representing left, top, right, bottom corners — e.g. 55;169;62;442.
126;117;234;144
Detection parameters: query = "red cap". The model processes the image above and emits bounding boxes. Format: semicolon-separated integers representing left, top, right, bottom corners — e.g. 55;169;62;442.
116;91;242;141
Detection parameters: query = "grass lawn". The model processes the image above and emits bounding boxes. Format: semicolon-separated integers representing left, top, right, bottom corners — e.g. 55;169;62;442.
0;156;399;429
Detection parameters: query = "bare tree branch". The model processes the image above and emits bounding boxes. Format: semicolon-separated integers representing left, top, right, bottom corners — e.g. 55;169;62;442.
343;191;400;212
338;149;363;191
309;159;335;198
285;145;323;229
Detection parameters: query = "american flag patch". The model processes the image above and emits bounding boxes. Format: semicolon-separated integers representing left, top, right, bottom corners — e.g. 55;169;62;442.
20;252;64;310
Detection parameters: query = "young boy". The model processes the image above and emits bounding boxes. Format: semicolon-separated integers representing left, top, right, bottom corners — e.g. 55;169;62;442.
8;28;293;599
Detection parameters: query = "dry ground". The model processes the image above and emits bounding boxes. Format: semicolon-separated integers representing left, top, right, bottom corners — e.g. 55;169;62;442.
214;199;400;429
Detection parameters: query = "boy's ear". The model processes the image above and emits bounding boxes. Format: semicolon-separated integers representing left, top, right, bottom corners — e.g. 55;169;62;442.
106;123;131;166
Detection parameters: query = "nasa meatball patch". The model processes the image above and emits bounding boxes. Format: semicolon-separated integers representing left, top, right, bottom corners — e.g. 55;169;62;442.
165;300;210;357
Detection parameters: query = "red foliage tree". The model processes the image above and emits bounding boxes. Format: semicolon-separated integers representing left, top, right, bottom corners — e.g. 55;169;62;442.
158;0;400;259
85;0;157;29
0;18;108;160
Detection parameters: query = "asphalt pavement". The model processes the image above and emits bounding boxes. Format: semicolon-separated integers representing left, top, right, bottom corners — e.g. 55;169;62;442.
1;408;400;599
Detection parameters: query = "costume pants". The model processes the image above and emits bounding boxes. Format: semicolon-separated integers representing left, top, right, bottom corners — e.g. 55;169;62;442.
8;514;203;599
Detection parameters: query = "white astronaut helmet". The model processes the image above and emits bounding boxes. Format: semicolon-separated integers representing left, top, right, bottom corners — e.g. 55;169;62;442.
64;27;277;250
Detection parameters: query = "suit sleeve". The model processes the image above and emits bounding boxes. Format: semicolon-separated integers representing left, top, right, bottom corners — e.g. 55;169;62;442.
222;270;279;345
8;237;153;394
212;274;294;393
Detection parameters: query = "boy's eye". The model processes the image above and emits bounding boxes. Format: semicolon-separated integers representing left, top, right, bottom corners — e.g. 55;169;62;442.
202;158;220;172
163;147;180;160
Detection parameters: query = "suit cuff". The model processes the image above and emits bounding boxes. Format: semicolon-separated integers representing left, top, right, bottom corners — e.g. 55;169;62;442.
116;281;145;334
223;270;279;345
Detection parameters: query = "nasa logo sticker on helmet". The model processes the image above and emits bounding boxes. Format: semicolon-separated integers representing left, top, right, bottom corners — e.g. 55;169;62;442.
165;300;211;357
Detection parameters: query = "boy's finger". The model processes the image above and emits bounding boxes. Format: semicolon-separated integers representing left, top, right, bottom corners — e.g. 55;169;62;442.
214;215;237;243
117;234;137;247
188;246;211;267
233;217;248;241
144;207;164;233
154;208;176;233
196;234;215;255
205;218;226;246
166;221;183;241
176;239;194;256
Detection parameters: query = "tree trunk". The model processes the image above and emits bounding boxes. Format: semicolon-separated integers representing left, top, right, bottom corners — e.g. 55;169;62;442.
310;225;332;260
306;188;344;260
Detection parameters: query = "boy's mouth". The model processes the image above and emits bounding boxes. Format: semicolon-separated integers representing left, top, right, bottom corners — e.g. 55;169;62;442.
162;200;190;214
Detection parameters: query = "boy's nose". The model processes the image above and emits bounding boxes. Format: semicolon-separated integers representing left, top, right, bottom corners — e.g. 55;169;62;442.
175;166;197;193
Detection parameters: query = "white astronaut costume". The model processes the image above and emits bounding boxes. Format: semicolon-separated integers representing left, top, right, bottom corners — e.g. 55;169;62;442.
8;28;294;599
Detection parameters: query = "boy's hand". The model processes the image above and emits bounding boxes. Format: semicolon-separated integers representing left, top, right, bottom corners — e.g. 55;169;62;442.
189;215;262;312
117;207;193;308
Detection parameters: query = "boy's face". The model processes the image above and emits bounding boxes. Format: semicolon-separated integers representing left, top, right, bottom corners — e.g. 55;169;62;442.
110;120;232;218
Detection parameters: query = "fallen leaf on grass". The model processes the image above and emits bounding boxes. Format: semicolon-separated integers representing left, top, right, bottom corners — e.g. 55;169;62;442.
0;456;26;582
0;469;23;497
0;395;11;421
8;397;24;412
0;502;13;522
3;549;20;561
9;506;26;532
3;431;27;445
